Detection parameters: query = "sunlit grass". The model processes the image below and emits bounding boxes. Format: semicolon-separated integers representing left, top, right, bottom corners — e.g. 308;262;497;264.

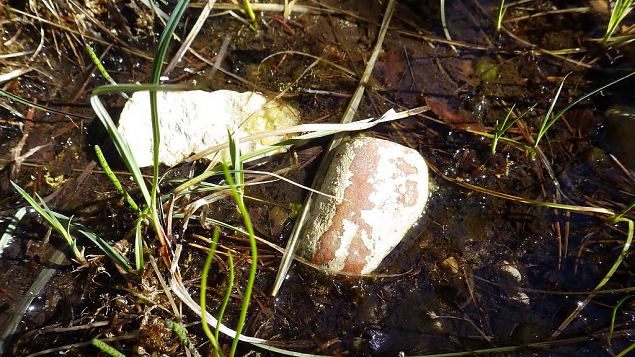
91;339;125;357
491;103;535;154
200;227;223;356
243;0;258;30
496;0;506;32
604;0;634;43
11;181;133;271
222;159;258;356
11;181;84;264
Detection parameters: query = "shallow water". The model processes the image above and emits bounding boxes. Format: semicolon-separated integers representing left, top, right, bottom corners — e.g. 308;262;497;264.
1;0;634;356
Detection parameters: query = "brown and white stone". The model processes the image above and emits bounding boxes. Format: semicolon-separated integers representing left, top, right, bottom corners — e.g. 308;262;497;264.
299;136;429;274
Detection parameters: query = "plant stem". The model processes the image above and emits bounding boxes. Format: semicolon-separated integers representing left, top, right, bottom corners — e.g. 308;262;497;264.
223;165;257;356
201;228;222;354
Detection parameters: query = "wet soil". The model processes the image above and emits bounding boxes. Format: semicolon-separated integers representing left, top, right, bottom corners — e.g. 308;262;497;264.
1;0;635;356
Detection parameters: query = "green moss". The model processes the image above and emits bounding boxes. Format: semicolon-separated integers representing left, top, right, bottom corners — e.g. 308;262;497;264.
476;58;499;83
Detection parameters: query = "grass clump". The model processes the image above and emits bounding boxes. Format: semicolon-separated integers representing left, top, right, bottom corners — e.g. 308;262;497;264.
11;181;132;271
604;0;634;44
11;181;84;264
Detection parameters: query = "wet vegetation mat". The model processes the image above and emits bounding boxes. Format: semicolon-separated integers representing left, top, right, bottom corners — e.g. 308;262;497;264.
1;0;635;356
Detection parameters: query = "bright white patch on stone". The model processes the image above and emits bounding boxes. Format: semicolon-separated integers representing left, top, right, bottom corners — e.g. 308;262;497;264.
513;292;531;305
117;90;300;167
355;140;428;273
500;261;523;282
330;219;359;271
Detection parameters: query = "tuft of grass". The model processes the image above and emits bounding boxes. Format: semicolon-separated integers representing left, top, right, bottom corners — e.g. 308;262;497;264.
533;73;571;151
532;71;635;155
604;0;634;43
11;181;133;271
52;212;133;272
491;103;536;155
496;0;506;32
11;181;84;264
243;0;258;30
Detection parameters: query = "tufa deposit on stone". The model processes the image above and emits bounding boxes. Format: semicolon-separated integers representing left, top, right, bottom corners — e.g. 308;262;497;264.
117;90;300;167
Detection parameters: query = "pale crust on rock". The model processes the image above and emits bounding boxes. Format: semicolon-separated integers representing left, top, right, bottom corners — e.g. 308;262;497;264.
117;90;299;167
299;137;429;274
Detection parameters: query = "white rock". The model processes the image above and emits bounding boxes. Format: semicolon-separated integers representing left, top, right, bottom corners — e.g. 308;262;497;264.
299;137;429;274
512;292;531;305
117;90;300;167
500;260;523;282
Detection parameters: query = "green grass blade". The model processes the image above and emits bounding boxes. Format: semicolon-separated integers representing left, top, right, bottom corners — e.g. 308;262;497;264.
91;339;125;357
149;0;191;216
165;320;202;357
0;89;93;120
50;212;132;272
85;44;117;86
534;73;570;148
496;0;506;31
223;164;258;357
95;145;140;212
11;181;84;262
492;104;515;154
593;218;633;291
134;218;145;270
201;227;222;354
227;130;244;199
608;295;632;345
616;341;635;357
440;0;452;43
92;83;193;96
89;96;152;208
612;199;635;223
243;0;258;30
216;251;234;343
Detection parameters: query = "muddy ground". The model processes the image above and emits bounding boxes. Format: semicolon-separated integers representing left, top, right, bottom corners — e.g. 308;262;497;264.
1;0;634;356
